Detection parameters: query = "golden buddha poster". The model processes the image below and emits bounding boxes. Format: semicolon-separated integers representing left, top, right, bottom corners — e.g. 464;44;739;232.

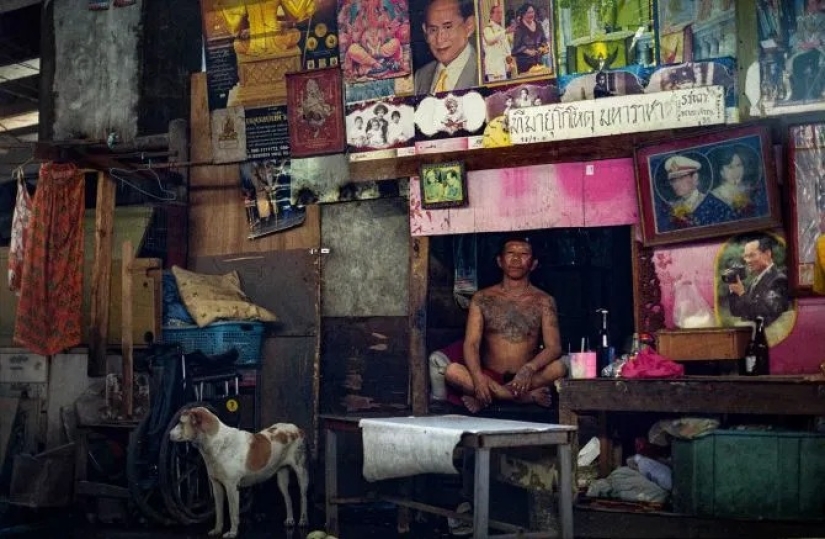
200;0;340;110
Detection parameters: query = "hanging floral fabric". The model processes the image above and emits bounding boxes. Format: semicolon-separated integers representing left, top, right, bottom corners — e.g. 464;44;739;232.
8;171;32;295
14;163;86;355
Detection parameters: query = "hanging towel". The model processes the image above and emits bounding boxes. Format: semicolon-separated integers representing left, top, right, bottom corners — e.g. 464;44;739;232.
8;174;32;295
14;163;86;355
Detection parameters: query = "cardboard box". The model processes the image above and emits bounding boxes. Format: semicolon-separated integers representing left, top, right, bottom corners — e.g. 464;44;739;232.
657;327;751;361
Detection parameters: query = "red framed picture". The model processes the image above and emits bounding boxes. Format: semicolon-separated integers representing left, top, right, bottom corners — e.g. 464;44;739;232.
286;67;346;158
634;125;781;247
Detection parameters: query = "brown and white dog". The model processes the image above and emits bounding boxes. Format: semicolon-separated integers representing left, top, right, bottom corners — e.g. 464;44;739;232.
168;407;309;538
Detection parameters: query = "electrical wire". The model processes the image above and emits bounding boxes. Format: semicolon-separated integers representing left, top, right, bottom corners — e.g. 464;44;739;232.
110;166;177;202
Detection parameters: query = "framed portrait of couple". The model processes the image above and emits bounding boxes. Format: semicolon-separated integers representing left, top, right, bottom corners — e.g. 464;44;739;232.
635;125;781;247
419;161;468;209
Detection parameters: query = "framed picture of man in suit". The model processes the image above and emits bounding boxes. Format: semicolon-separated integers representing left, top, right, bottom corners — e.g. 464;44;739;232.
715;231;795;346
410;0;481;95
635;125;782;246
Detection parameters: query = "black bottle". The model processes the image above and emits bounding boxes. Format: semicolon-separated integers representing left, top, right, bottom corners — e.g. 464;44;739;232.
596;309;611;375
741;316;770;376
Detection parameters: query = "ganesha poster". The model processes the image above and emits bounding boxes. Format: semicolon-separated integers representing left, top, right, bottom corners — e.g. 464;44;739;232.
337;0;412;83
286;67;346;157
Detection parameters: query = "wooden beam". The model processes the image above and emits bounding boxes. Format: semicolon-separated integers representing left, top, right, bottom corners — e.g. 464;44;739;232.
88;171;115;376
409;236;429;415
121;240;134;419
0;0;39;14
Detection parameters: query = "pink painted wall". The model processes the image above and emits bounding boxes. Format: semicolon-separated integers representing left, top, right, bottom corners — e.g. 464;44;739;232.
409;158;638;236
409;157;824;373
653;240;825;374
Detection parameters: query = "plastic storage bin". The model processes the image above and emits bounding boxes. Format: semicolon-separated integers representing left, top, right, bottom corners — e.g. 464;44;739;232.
672;429;825;520
162;321;265;365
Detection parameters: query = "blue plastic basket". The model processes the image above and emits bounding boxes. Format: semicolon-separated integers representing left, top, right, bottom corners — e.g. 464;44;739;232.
162;321;265;365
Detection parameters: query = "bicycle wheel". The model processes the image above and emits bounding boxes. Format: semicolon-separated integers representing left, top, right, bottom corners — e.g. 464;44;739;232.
126;413;175;526
159;403;216;524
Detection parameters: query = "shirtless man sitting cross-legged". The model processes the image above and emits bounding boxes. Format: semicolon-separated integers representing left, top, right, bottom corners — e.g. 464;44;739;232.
445;237;566;413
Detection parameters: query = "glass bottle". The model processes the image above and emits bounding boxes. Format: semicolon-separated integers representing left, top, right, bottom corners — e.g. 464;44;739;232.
741;316;770;376
596;309;611;375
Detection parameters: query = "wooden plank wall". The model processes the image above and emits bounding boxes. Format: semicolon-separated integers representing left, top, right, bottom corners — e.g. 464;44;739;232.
187;73;320;259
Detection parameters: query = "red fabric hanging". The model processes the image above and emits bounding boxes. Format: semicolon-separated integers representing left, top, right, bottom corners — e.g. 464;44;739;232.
14;163;86;355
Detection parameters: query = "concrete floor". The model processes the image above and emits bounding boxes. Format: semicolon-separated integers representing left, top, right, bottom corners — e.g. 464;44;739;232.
0;502;455;539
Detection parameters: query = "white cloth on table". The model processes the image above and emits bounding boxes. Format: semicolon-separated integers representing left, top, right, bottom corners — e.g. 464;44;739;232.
359;414;565;482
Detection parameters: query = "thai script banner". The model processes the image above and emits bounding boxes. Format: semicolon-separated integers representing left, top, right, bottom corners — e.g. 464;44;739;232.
507;86;726;145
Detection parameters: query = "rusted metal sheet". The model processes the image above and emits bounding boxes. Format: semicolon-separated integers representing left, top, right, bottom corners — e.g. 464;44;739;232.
260;336;318;457
321;198;409;317
321;317;410;415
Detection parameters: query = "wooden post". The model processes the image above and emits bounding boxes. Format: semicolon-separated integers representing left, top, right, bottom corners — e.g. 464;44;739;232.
89;171;115;376
121;240;134;419
409;236;429;415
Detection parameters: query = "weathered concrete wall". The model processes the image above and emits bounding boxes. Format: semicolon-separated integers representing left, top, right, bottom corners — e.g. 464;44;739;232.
52;1;143;142
321;198;410;317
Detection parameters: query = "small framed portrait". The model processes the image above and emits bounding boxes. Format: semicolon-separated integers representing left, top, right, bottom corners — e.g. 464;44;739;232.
286;67;346;158
419;161;468;209
635;125;781;247
788;122;825;296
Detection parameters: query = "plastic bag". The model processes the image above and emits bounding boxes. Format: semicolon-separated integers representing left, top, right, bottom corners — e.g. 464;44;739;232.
673;279;714;328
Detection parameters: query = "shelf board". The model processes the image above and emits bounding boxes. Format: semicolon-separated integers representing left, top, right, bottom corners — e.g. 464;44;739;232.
347;123;742;183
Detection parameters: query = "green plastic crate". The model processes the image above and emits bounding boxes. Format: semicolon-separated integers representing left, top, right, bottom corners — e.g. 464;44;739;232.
672;429;825;520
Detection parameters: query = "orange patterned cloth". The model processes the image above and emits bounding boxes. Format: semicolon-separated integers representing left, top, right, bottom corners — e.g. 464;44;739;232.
14;163;85;355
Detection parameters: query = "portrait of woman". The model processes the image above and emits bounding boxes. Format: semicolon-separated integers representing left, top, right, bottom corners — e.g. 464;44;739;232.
708;144;769;219
511;2;549;76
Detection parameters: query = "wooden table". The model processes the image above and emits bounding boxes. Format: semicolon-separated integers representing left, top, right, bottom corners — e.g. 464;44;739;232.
558;376;825;493
322;414;577;539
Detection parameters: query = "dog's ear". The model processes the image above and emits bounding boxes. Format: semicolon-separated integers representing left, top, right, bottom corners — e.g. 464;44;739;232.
187;407;217;434
187;408;204;429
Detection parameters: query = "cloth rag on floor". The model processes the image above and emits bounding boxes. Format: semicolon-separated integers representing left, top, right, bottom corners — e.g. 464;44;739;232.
359;415;566;482
13;162;85;355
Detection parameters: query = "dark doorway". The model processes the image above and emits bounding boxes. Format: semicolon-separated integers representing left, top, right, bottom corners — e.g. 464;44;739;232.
427;226;635;360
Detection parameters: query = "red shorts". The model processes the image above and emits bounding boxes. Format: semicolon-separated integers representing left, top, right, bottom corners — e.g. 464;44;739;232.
439;340;512;406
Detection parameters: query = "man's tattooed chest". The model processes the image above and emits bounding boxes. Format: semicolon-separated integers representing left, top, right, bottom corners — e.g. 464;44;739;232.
478;296;542;343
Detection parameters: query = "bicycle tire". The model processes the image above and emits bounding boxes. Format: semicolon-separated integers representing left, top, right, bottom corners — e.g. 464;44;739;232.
159;403;216;524
126;413;175;526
